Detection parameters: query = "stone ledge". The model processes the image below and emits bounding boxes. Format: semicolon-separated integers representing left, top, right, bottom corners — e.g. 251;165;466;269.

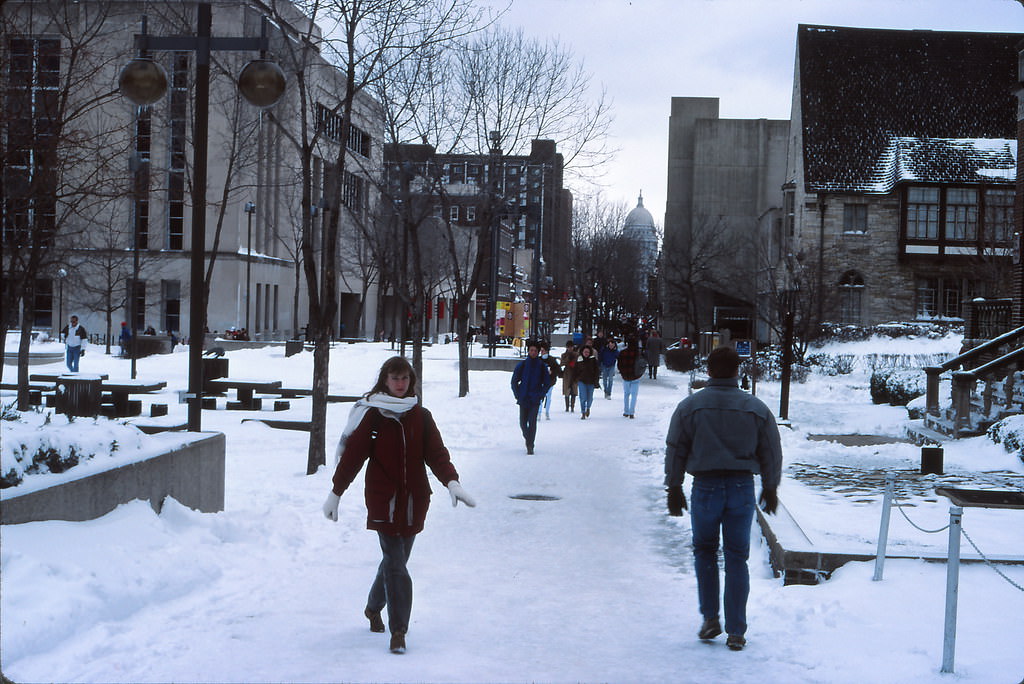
0;432;225;524
467;357;521;372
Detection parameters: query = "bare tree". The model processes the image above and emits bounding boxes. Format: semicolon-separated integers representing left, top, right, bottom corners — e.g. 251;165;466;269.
1;0;133;405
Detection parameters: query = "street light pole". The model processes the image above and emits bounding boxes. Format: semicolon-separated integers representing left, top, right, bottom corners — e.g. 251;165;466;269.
56;268;67;338
119;2;285;432
244;201;256;334
487;130;502;358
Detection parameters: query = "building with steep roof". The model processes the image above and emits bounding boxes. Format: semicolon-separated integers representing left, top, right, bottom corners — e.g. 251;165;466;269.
774;24;1020;332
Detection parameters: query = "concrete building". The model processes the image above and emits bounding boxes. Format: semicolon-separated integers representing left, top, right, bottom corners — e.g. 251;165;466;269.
776;25;1019;333
662;97;788;343
3;0;383;344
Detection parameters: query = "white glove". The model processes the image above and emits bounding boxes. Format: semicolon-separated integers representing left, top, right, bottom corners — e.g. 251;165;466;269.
322;492;341;521
447;480;476;508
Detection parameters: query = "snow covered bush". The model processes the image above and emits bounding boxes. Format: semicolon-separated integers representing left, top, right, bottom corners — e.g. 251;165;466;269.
905;394;928;419
870;368;925;406
986;415;1024;463
806;353;855;376
0;408;146;489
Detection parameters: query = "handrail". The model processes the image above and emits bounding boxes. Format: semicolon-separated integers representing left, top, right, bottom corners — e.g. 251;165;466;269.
934;325;1024;373
962;345;1024;380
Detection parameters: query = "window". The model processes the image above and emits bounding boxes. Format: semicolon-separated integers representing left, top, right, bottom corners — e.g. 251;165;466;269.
467;206;476;222
906;187;939;239
915;276;973;320
449;205;459;222
162;280;181;333
34;278;54;328
985;189;1014;244
129;280;146;331
945;188;978;241
314;104;372;157
783;187;795;237
843;204;867;233
167;52;189;250
837;271;864;325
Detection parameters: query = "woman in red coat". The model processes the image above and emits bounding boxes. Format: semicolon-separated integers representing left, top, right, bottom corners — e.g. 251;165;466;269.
323;356;475;654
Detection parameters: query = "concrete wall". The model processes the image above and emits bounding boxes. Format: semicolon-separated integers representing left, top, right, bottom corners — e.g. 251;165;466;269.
1;433;225;525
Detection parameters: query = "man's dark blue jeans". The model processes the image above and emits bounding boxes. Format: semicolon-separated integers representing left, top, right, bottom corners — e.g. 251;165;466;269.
367;532;415;635
519;400;540;450
690;472;755;637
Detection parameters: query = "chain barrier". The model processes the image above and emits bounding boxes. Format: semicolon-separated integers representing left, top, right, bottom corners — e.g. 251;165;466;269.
960;526;1024;593
893;489;1023;592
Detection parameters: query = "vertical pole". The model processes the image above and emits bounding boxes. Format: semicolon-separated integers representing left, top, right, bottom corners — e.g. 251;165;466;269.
940;505;963;673
245;204;253;333
187;3;211;432
873;473;895;581
779;294;794;420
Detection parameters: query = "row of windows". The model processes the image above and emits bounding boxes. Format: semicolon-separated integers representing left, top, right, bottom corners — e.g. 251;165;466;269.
904;186;1013;243
835;270;976;325
315;104;372;157
26;277;182;333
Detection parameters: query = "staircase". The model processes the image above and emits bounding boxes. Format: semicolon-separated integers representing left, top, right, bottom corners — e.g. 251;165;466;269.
907;325;1024;444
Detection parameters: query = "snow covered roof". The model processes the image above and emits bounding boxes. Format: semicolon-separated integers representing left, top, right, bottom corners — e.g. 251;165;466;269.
868;137;1017;193
797;25;1021;194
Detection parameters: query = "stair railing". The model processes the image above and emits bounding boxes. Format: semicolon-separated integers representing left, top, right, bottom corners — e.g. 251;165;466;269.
924;325;1024;418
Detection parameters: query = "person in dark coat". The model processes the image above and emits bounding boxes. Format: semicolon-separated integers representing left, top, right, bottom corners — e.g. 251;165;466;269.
644;330;665;379
573;344;601;419
559;341;579;412
323;356;476;655
617;337;645;418
511;340;554;454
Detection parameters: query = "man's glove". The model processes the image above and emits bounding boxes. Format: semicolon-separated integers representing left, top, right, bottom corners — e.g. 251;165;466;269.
322;492;341;521
79;348;85;356
759;489;779;515
667;485;687;516
447;480;477;508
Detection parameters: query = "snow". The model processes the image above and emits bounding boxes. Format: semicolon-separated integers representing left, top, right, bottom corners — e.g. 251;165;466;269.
2;335;1023;683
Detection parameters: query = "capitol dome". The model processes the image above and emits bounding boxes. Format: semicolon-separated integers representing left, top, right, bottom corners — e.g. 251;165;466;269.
623;193;659;292
624;193;655;232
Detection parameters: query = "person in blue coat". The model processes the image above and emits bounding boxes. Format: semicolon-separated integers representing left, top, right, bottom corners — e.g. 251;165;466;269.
511;340;554;454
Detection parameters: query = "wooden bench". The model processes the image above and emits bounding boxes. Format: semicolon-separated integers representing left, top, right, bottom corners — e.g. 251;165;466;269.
205;378;283;410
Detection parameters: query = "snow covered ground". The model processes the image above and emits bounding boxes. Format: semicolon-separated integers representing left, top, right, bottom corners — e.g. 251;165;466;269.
2;335;1023;683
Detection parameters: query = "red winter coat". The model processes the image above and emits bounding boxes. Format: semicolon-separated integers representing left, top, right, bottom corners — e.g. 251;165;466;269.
332;405;459;537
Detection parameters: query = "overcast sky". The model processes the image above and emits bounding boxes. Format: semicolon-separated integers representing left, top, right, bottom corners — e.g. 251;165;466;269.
482;0;1023;226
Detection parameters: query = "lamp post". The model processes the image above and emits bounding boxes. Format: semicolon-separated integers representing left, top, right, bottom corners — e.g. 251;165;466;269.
119;3;285;431
56;268;67;337
487;130;502;358
129;151;148;380
244;201;256;334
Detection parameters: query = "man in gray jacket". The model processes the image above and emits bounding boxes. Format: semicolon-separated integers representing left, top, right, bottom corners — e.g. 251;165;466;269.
664;345;782;651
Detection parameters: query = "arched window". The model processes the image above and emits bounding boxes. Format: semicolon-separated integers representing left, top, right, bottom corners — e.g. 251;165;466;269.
838;271;865;325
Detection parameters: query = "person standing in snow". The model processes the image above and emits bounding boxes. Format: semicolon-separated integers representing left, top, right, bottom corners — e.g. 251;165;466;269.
538;341;561;420
61;315;88;372
663;345;782;651
644;330;665;379
572;344;601;419
598;338;619;400
511;340;554;454
559;340;579;413
322;355;476;655
616;337;645;418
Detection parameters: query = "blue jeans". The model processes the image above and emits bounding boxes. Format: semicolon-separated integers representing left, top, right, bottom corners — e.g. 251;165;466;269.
601;365;616;397
539;386;554;418
66;345;82;372
519;400;540;449
578;382;596;414
690;473;755;637
368;532;415;635
621;378;639;415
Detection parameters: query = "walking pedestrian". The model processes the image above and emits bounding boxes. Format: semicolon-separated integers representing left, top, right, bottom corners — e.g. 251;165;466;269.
573;344;601;419
118;321;132;358
664;345;782;651
511;340;554;454
322;355;476;655
538;341;561;420
617;337;645;418
598;338;619;399
559;341;578;413
644;330;665;379
61;315;88;372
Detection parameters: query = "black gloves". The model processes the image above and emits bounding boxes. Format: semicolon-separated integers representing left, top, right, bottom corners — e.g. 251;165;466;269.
667;485;687;516
759;489;779;515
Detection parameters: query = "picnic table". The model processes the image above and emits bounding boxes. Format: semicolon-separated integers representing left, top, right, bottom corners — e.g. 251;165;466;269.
101;379;168;417
206;378;282;410
31;372;108;382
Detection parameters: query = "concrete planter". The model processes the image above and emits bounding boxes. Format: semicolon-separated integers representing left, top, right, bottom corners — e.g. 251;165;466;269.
0;432;225;525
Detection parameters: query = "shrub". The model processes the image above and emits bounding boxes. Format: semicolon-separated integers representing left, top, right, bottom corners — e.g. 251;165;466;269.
987;415;1024;464
806;353;855;376
870;368;925;406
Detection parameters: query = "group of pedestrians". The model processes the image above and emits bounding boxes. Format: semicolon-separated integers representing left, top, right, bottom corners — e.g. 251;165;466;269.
321;339;783;658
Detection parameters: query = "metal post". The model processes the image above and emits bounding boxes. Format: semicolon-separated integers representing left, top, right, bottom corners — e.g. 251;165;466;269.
941;505;963;673
487;133;501;358
244;202;255;333
873;472;896;581
186;3;212;432
779;294;794;420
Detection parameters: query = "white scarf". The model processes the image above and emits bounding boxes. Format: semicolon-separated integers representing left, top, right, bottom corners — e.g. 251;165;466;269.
333;392;418;465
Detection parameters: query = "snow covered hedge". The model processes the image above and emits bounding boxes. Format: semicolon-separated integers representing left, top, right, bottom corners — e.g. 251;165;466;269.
0;403;149;488
869;368;925;406
986;415;1024;463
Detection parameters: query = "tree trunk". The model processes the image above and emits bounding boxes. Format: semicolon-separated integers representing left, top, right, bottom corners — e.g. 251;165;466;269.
17;297;33;411
306;322;331;475
457;310;470;397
